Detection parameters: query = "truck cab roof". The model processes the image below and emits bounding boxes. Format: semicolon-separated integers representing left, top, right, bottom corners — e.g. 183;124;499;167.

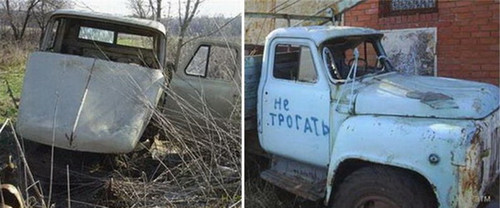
50;9;166;36
266;26;382;46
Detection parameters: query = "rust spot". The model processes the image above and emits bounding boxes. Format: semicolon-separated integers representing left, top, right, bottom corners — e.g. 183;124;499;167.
460;165;479;195
470;127;482;146
472;98;482;113
406;90;458;109
459;128;482;204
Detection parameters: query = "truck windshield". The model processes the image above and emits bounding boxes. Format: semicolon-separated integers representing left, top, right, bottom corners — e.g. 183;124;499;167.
322;36;392;80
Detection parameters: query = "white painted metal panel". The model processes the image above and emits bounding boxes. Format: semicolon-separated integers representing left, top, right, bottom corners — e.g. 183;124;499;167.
17;52;94;148
73;60;164;153
51;9;167;35
164;41;240;125
259;39;331;167
354;73;499;119
17;52;164;153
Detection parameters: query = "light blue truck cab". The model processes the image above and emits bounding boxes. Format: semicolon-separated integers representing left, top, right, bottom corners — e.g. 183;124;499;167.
245;26;499;208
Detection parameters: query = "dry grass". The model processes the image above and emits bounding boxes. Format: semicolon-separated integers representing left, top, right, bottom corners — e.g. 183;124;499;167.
243;149;323;208
244;171;323;208
99;83;242;207
243;153;294;208
0;40;37;123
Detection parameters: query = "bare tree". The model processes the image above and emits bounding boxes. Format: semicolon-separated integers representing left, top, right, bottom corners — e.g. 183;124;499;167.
147;0;162;20
3;0;41;40
126;0;202;70
128;0;162;20
148;0;156;19
0;0;67;40
32;0;68;40
156;0;162;20
128;0;151;18
173;0;202;70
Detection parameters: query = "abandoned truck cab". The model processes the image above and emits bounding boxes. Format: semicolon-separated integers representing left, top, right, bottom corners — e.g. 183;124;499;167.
16;10;167;153
246;26;499;207
41;9;167;68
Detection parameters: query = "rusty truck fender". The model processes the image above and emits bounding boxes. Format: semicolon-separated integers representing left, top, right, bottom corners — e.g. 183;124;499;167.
324;115;479;208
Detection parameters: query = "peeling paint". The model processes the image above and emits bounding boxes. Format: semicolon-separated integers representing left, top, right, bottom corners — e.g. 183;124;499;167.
457;111;499;207
457;128;482;207
355;73;499;119
473;98;482;113
406;91;459;109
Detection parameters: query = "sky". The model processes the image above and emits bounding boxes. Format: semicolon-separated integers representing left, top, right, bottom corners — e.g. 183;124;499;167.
72;0;242;17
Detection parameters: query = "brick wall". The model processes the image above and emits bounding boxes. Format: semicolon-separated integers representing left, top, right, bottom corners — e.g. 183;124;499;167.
344;0;499;85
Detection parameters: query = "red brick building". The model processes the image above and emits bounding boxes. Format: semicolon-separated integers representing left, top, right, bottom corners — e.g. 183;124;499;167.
344;0;499;85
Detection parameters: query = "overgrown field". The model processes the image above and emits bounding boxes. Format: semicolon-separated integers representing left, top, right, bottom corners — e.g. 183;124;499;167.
0;34;241;207
0;41;34;122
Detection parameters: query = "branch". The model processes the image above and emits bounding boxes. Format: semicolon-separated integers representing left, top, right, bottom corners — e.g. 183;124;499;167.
5;0;19;38
148;0;155;19
4;79;18;109
182;14;240;46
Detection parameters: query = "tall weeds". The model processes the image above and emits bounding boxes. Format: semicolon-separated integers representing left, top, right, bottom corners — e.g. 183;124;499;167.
0;34;241;207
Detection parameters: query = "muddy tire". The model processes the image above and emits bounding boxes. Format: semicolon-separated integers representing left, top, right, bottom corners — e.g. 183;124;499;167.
330;165;437;208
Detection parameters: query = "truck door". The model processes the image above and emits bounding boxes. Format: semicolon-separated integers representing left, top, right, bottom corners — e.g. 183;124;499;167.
165;42;240;125
259;39;331;167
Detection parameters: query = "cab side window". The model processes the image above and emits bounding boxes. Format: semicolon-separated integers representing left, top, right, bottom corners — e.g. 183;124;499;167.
185;45;209;77
185;45;237;81
273;44;317;83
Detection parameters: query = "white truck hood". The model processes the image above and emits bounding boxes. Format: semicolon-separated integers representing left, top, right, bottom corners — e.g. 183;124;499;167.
17;52;164;153
354;73;499;119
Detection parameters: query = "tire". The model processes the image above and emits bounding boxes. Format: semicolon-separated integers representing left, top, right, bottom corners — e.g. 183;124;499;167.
330;165;437;208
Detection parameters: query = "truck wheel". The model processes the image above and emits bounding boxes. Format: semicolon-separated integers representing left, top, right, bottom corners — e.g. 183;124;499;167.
330;165;436;208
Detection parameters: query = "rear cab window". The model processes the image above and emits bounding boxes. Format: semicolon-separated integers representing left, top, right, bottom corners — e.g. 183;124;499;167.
44;17;163;69
78;26;114;44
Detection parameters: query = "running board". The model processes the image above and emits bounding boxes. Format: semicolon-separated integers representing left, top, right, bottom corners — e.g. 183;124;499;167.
260;169;324;201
